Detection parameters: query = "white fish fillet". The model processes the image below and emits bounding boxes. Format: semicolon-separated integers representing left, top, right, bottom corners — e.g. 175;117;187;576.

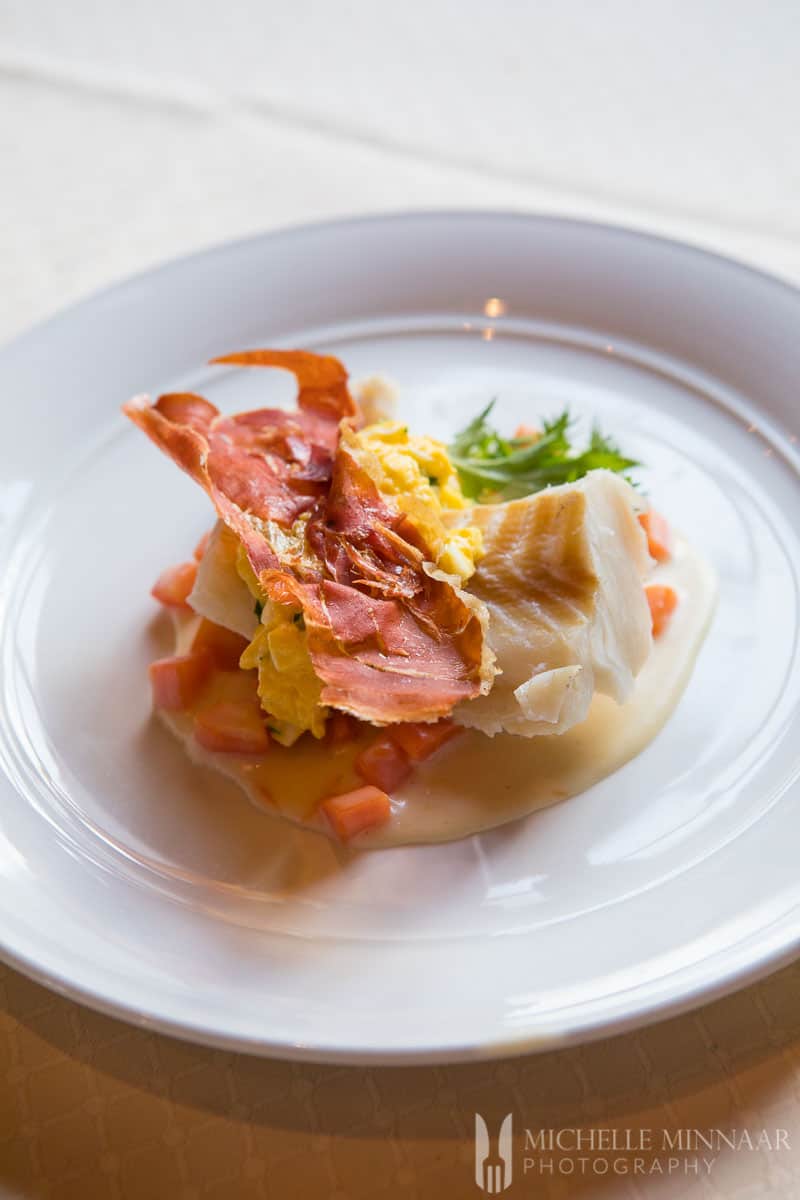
452;470;653;737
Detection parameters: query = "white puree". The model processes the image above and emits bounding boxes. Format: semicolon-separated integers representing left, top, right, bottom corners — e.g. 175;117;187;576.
367;536;716;847
161;536;715;849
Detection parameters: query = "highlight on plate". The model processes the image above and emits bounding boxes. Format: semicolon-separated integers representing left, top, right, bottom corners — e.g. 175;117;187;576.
125;349;716;848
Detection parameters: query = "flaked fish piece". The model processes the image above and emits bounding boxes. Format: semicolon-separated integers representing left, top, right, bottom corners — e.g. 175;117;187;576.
452;470;653;737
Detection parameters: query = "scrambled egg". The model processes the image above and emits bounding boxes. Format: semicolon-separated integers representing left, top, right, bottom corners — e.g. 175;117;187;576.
234;423;483;743
239;601;327;745
350;421;484;583
234;543;327;746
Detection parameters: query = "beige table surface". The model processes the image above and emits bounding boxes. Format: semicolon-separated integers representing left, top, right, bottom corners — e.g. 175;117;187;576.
2;3;799;1196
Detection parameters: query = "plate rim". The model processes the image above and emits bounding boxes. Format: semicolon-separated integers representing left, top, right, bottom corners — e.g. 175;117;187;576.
2;209;800;1064
5;208;800;360
1;915;799;1065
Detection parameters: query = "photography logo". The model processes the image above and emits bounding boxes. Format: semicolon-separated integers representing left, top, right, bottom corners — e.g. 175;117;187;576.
475;1112;513;1193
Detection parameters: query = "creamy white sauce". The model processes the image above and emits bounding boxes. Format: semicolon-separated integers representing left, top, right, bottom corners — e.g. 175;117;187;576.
364;535;716;847
159;534;715;848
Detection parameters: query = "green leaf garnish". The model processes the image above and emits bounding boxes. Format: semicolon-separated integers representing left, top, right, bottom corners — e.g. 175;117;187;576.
449;402;639;501
253;599;264;619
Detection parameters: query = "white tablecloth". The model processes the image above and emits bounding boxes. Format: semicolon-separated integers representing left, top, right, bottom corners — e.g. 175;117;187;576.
2;3;799;1196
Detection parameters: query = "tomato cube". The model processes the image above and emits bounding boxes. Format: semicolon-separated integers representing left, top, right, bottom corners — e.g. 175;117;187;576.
638;510;673;563
645;584;679;637
193;701;271;755
149;651;212;711
320;786;391;842
355;736;412;792
151;561;197;609
514;423;539;439
390;719;461;762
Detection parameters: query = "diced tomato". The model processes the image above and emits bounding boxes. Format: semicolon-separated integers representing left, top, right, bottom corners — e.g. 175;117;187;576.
320;786;391;842
646;584;679;637
325;712;361;747
151;561;197;609
193;701;271;755
638;509;672;563
155;392;217;426
191;618;249;670
355;735;413;792
514;423;539;439
193;529;212;561
390;719;461;763
149;651;212;711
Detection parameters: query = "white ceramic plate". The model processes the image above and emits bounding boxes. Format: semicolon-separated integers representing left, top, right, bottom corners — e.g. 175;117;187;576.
1;213;799;1064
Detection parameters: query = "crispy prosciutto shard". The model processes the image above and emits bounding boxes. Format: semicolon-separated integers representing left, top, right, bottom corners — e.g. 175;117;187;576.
264;571;490;724
310;426;435;601
125;349;491;724
290;427;493;722
125;351;356;575
210;349;356;428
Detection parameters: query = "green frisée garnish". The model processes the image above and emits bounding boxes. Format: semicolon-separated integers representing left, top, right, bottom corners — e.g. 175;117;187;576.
449;403;639;501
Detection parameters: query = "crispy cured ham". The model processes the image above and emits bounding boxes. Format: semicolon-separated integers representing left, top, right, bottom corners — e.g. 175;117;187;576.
124;351;355;575
125;350;491;724
296;427;492;721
